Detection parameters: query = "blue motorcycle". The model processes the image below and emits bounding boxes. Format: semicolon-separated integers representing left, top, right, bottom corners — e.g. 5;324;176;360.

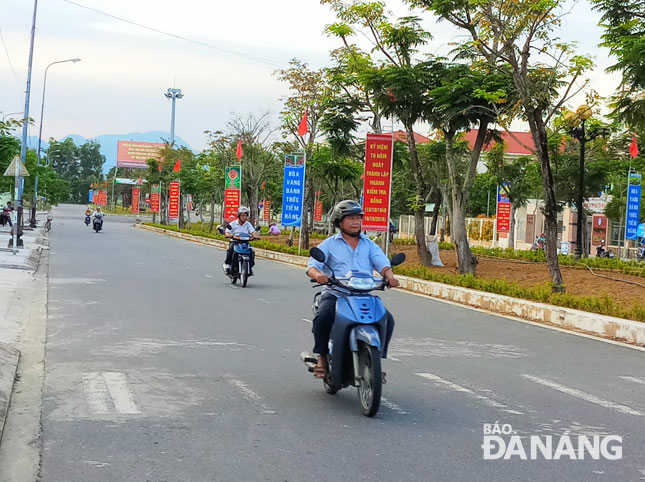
301;246;405;417
218;224;261;287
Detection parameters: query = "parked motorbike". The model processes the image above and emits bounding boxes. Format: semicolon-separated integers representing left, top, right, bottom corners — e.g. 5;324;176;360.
596;242;615;259
93;215;103;233
85;214;91;226
218;224;261;287
301;246;406;417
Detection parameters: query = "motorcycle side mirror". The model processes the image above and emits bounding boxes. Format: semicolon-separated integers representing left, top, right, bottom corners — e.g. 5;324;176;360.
217;225;226;235
309;246;326;263
255;225;262;231
390;253;406;267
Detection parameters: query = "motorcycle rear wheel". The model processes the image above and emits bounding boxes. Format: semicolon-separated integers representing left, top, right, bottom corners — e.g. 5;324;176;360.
357;343;382;417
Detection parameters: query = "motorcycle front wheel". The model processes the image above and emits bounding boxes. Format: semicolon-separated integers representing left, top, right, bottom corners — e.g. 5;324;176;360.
357;343;382;417
240;259;249;287
322;355;337;395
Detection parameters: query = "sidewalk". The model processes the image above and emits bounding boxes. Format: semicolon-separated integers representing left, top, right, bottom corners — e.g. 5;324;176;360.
0;212;48;270
0;213;47;447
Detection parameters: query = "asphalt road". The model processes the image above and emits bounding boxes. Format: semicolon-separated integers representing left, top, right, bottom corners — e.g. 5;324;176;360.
40;204;645;481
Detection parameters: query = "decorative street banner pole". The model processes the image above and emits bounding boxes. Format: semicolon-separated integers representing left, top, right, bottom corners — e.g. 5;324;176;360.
224;166;241;221
150;184;160;213
362;134;394;232
168;181;180;219
625;171;641;241
281;154;305;227
131;187;140;214
496;183;511;233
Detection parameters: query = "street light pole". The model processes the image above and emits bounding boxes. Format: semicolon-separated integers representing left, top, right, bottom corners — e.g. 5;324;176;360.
164;88;183;225
30;57;81;227
164;88;183;144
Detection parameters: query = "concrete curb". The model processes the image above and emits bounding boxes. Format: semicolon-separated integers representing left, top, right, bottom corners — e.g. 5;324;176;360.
0;342;20;446
136;224;645;346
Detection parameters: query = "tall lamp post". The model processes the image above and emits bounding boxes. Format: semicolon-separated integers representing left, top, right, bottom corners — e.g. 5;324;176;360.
164;88;183;226
30;57;81;227
566;105;608;259
164;88;183;144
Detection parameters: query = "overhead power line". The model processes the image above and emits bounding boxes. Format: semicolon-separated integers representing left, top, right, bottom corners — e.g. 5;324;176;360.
61;0;286;69
0;25;22;84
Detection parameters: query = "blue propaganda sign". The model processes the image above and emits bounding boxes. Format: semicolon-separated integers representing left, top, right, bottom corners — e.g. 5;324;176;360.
281;163;305;227
625;173;642;240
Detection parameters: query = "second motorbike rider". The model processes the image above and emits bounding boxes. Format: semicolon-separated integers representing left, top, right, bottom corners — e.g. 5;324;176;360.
306;200;400;379
223;206;259;275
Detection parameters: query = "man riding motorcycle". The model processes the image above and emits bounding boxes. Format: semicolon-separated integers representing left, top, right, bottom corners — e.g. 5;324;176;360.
305;200;400;379
223;206;259;275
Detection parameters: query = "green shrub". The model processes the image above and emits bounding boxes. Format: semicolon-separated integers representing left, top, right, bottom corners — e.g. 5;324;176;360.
393;264;645;322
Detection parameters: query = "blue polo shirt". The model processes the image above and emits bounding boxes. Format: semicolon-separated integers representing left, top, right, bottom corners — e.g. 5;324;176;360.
307;232;390;278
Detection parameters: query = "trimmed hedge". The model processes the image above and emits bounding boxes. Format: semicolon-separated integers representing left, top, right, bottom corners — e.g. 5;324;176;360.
394;264;645;322
144;223;645;322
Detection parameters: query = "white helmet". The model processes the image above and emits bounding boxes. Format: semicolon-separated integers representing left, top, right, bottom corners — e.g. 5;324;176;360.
237;206;250;217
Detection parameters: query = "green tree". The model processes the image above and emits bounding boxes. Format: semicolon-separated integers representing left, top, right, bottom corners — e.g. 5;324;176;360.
593;0;645;128
409;0;595;291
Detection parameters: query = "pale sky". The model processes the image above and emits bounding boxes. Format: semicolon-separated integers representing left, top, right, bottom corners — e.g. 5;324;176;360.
1;0;621;152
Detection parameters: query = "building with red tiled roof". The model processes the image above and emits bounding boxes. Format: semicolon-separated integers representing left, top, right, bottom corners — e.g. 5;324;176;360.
393;130;432;145
463;129;535;157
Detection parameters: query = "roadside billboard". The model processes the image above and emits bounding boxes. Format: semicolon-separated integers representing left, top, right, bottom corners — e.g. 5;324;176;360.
117;141;164;169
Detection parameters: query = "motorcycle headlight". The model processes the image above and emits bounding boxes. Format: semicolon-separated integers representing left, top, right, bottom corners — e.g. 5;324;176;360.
346;276;377;290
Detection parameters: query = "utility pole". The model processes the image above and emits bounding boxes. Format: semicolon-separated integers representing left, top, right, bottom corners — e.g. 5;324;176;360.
15;0;38;253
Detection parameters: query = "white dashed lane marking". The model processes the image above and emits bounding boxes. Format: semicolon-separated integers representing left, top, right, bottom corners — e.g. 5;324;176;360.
522;374;644;417
82;372;140;415
620;376;645;385
414;373;524;415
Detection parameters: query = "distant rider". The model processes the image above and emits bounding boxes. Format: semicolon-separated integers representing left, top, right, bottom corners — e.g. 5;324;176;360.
223;207;259;275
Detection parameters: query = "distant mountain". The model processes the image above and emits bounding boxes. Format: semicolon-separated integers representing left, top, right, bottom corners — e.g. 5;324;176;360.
27;131;192;173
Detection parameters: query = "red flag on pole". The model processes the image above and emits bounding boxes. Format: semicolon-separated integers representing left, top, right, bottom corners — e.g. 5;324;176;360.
173;160;181;172
298;110;308;137
236;139;243;161
630;134;639;159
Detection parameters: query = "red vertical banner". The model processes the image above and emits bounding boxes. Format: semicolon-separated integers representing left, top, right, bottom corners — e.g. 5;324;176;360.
131;188;140;214
362;133;393;231
168;181;180;219
150;185;160;213
263;199;271;221
224;189;240;221
496;202;511;232
96;190;107;206
314;200;323;222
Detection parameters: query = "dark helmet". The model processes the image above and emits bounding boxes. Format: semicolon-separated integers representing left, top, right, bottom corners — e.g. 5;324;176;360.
332;200;364;227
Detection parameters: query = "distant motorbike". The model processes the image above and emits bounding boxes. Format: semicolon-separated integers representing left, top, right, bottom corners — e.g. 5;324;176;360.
301;246;406;417
85;214;91;226
596;242;615;259
218;224;261;287
0;208;11;227
93;215;103;233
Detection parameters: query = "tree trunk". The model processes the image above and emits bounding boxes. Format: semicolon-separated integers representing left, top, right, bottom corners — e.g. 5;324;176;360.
444;130;478;274
452;191;478;274
509;204;517;250
178;194;185;229
404;122;432;266
199;201;205;230
430;192;442;235
301;177;314;249
247;186;259;226
209;199;215;232
526;109;565;292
